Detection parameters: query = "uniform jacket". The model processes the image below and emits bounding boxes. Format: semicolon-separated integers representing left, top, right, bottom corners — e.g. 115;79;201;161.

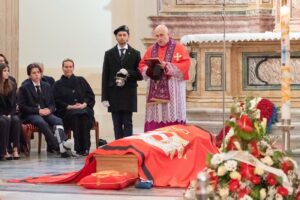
101;44;142;112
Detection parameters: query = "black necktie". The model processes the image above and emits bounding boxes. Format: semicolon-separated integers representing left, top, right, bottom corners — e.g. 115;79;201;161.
120;48;125;60
35;86;43;108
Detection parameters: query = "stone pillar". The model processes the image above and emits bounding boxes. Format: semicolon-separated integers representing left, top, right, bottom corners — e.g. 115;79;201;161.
274;0;300;32
0;0;19;79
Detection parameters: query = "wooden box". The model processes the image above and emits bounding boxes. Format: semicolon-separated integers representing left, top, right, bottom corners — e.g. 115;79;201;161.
94;154;138;176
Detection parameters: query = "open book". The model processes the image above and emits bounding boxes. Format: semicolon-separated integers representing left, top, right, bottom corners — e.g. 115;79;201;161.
145;57;163;80
144;57;162;68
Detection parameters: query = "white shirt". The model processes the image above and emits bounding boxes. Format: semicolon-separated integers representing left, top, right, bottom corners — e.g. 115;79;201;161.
117;44;128;56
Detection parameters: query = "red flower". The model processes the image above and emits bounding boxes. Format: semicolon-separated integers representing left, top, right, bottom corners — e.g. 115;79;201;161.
208;171;218;190
240;163;254;180
216;126;231;148
237;115;253;133
256;98;274;121
228;179;240;192
281;160;294;174
277;186;289;197
238;188;250;199
250;175;261;185
227;136;238;151
249;140;260;158
266;173;277;186
296;191;300;200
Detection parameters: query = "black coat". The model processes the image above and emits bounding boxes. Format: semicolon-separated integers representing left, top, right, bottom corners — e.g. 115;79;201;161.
101;45;142;112
0;87;17;116
18;81;55;118
53;75;95;128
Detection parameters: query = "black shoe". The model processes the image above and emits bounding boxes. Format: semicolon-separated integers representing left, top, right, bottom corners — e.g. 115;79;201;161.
82;150;89;156
61;150;79;158
61;151;72;158
0;156;6;161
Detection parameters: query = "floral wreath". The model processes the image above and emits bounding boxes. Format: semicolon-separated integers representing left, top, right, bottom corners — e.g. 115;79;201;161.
185;97;300;200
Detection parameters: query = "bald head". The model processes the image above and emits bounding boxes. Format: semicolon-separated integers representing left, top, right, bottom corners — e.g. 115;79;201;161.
154;24;170;46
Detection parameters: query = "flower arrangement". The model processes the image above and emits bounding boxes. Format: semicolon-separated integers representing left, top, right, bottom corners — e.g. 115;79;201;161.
216;97;278;148
187;97;300;200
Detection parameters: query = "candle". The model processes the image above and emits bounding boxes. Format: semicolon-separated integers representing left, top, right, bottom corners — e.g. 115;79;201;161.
280;4;291;121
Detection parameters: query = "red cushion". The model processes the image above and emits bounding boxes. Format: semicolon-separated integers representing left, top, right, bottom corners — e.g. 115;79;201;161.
78;170;138;190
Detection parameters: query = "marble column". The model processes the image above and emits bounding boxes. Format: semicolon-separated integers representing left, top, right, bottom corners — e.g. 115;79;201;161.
0;0;19;79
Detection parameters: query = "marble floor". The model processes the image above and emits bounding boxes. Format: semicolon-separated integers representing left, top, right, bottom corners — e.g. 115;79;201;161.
1;149;300;200
0;151;184;200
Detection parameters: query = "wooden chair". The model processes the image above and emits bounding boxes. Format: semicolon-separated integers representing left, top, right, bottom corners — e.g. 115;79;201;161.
21;121;100;156
65;121;100;148
21;124;43;156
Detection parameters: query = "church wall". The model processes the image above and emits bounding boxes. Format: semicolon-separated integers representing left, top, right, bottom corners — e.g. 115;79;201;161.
18;0;157;140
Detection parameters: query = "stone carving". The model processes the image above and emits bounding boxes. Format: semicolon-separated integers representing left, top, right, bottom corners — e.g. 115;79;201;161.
205;53;223;91
210;57;222;86
246;56;300;88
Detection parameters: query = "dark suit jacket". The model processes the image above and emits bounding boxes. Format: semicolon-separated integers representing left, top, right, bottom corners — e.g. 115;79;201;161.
101;45;142;112
18;81;56;118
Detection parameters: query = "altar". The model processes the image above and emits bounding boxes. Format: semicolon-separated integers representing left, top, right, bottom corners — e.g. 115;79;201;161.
181;32;300;108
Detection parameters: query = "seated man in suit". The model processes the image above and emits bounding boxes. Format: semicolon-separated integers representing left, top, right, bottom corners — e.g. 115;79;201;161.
21;62;55;86
18;63;72;158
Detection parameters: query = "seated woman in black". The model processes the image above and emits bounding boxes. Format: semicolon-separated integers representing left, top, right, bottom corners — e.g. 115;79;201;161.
0;63;20;160
53;58;95;156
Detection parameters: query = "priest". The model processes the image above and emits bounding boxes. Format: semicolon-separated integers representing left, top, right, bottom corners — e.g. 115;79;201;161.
139;24;190;132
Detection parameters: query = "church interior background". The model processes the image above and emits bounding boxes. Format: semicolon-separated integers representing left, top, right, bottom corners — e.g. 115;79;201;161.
1;0;300;199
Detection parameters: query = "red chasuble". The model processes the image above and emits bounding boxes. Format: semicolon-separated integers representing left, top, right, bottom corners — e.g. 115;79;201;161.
139;41;190;80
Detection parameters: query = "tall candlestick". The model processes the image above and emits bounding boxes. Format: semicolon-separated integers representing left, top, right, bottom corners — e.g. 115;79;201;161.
280;4;291;122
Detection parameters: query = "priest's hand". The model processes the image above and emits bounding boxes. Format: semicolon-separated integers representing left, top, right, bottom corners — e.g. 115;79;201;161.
159;61;167;69
102;101;110;108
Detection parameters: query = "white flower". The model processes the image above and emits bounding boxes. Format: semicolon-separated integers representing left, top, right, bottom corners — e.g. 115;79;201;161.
254;167;264;176
224;160;238;171
211;154;223;166
233;141;242;150
249;97;262;110
260;188;267;200
268;186;276;197
261;156;274;166
260;140;270;148
217;165;227;176
226;128;235;139
219;187;229;199
207;185;214;193
229;118;236;122
230;171;241;180
240;195;253;200
275;194;283;200
266;148;274;156
255;109;261;119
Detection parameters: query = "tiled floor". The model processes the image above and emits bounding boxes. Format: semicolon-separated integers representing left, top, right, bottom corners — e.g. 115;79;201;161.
0;151;184;200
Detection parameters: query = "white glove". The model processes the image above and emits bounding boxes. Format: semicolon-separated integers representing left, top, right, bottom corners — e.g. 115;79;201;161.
102;101;110;108
119;68;128;76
